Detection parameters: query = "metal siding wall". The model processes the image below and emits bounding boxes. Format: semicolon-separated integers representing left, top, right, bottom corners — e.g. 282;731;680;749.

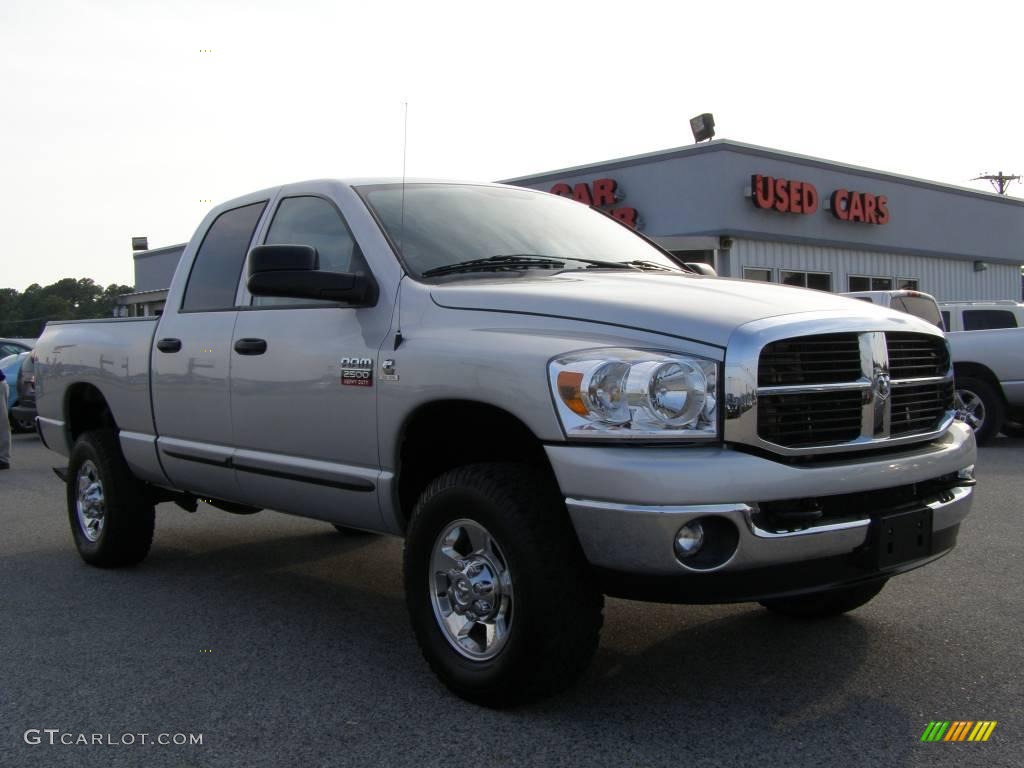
731;239;1020;301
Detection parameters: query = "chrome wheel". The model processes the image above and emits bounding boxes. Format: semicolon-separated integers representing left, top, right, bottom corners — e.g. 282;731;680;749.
429;519;513;661
955;388;985;433
76;460;106;543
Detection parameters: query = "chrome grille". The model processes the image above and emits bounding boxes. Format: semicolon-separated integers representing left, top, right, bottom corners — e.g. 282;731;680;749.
886;333;950;379
752;331;954;450
891;380;955;437
758;334;861;386
759;390;864;447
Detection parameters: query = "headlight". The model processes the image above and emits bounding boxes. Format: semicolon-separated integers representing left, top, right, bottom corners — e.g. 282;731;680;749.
549;348;719;440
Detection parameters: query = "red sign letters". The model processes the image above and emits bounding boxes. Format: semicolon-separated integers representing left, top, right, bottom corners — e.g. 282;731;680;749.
550;178;639;228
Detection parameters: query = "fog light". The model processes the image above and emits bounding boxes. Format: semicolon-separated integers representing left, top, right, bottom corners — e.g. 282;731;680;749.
674;521;705;559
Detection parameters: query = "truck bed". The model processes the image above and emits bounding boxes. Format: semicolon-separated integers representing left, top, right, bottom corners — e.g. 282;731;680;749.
34;317;159;457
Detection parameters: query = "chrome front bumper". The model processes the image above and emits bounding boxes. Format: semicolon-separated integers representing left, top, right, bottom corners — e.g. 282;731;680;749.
547;421;976;577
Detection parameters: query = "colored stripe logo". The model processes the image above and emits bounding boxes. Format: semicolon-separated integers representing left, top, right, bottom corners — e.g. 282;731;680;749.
920;721;997;742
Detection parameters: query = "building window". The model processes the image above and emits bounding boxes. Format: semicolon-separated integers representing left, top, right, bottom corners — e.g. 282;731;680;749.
781;270;832;291
743;267;772;282
848;275;895;292
897;278;919;290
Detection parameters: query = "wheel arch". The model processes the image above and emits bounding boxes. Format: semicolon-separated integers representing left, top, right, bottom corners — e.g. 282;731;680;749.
64;383;118;445
394;399;557;532
953;362;1007;405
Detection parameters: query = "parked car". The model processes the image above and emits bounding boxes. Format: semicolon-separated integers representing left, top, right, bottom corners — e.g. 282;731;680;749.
1;351;35;432
12;351;37;432
0;338;32;359
939;300;1024;332
33;179;976;706
842;289;944;329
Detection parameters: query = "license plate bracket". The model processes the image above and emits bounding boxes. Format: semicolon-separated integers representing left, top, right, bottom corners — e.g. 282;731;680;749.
870;507;933;569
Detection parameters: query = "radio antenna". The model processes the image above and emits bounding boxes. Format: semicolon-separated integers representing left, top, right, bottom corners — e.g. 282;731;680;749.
400;100;408;254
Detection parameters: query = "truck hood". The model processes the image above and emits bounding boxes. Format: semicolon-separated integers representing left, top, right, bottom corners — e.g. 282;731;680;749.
430;272;881;347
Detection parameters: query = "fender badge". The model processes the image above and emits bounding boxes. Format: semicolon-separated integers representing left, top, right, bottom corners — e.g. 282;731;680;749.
341;357;373;387
380;358;399;381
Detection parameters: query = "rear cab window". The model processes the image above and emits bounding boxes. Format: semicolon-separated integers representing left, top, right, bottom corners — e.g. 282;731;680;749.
963;310;1017;331
181;202;267;311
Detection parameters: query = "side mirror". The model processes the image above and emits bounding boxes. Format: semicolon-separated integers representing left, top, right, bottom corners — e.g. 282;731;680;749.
246;244;377;305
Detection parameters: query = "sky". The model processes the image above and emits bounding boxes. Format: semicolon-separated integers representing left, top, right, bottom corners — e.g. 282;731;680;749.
2;0;1022;291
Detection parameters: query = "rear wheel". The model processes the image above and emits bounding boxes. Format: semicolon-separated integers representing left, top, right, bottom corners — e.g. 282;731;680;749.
67;430;155;567
759;580;887;619
954;375;1004;445
404;463;603;707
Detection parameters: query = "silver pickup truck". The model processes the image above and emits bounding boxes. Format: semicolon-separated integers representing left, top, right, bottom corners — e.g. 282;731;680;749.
34;180;977;706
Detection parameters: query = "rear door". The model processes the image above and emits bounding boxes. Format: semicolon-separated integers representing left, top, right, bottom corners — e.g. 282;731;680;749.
151;200;269;501
228;192;393;529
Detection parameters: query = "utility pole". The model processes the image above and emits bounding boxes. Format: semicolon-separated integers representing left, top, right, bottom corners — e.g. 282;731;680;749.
973;171;1021;195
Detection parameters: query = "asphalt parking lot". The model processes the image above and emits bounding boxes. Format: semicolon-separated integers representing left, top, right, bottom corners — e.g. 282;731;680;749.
0;431;1021;768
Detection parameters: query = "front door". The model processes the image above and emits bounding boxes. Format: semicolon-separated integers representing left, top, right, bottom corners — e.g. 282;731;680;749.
228;194;393;529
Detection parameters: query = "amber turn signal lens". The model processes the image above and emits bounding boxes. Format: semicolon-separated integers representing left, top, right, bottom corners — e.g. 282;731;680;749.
556;371;588;416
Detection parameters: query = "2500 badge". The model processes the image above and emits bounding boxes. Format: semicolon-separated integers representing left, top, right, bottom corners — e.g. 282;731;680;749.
340;357;373;387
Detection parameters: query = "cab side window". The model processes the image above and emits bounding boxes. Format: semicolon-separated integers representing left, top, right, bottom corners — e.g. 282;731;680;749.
255;196;364;307
963;309;1017;331
181;202;267;311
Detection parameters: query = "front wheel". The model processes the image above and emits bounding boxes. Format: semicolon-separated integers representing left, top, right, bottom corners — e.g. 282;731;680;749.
403;463;603;707
759;580;887;619
67;430;155;567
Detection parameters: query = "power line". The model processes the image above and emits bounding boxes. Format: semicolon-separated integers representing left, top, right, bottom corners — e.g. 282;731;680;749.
973;171;1021;195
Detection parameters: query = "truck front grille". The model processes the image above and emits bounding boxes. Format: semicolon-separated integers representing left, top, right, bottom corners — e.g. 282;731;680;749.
754;331;954;450
890;381;956;437
759;390;864;447
758;333;861;386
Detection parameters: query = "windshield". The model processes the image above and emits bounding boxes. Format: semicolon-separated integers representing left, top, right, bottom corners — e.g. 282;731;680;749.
357;183;683;278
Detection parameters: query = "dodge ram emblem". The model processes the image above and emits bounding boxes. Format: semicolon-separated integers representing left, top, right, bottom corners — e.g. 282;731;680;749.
341;357;373;387
873;371;891;399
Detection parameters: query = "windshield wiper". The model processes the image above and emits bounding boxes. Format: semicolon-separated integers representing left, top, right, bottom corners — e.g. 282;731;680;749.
619;260;684;272
569;257;682;272
422;255;566;277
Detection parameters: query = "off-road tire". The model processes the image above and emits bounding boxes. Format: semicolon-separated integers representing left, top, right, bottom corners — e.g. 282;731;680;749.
404;462;604;707
67;430;155;567
759;580;887;619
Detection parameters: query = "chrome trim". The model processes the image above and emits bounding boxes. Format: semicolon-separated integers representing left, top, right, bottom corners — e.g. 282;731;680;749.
927;485;973;530
747;516;870;539
891;375;952;387
565;479;973;576
724;312;955;456
757;381;870;396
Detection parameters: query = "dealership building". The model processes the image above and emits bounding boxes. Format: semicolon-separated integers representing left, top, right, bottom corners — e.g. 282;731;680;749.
116;140;1024;310
504;140;1024;301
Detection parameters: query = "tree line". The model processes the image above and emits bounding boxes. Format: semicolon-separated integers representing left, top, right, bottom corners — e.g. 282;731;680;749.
0;279;134;338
